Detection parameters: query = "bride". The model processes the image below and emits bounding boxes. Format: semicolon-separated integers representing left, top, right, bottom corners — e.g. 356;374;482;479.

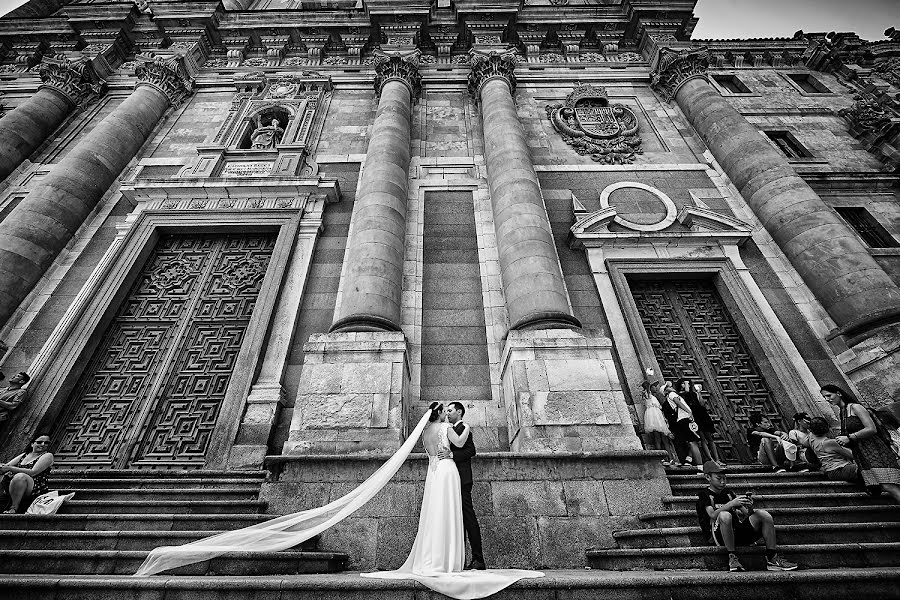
134;403;542;599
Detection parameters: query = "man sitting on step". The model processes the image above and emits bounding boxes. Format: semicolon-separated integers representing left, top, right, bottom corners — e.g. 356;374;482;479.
695;460;798;572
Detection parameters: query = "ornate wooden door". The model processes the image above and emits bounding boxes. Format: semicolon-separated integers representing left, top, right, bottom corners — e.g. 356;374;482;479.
630;278;786;463
54;233;276;469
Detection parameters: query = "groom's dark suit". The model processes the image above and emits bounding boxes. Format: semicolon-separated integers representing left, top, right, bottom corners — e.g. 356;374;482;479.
451;421;484;565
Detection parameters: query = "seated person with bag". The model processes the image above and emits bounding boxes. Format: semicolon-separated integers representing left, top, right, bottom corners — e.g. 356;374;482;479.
808;417;860;483
1;433;53;514
696;461;797;572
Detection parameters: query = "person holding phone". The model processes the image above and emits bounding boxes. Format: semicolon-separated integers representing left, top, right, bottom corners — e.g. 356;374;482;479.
696;461;797;572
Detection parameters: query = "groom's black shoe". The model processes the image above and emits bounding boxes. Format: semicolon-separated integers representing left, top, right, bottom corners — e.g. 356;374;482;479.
465;560;486;570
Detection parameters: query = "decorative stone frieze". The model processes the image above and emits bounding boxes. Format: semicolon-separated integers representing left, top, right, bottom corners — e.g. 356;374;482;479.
467;48;517;98
134;55;193;107
873;57;900;88
373;50;422;99
38;55;106;108
650;46;711;102
545;84;643;164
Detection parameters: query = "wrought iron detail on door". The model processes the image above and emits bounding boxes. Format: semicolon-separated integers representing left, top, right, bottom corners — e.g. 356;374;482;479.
630;278;785;463
54;233;276;468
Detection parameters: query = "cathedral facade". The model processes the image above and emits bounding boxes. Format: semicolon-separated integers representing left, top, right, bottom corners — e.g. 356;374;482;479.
1;0;899;569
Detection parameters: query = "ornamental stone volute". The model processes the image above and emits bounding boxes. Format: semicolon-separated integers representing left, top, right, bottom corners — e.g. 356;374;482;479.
134;55;193;107
650;47;712;102
373;50;422;99
467;49;518;98
38;55;107;108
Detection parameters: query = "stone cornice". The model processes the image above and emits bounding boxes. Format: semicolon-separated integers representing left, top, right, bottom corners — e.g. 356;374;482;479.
650;46;711;102
467;48;517;98
372;49;422;99
134;55;193;107
37;54;106;107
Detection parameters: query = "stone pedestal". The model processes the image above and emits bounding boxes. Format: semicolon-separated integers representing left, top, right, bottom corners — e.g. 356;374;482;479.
501;329;642;452
285;331;410;454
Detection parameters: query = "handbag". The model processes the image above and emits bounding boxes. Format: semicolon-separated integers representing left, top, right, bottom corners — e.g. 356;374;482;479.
688;419;700;433
25;491;75;515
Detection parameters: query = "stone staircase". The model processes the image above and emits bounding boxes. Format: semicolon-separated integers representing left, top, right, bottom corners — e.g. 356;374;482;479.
0;469;348;576
587;465;900;574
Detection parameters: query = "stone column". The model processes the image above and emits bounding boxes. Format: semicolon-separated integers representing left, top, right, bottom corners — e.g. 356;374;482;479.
468;50;580;331
287;52;419;454
330;52;421;333
652;47;900;341
0;56;105;182
0;56;191;327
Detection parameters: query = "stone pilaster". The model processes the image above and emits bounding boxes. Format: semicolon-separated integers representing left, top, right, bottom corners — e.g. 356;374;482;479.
0;56;191;327
468;49;580;332
653;47;900;341
330;50;420;333
0;56;105;182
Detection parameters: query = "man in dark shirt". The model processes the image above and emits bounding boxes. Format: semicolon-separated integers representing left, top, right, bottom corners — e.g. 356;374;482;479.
696;461;797;572
439;401;485;569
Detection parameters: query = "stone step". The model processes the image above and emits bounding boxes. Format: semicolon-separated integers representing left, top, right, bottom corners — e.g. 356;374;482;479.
662;492;893;510
51;470;267;480
641;505;900;527
0;549;348;576
665;465;777;475
52;487;261;502
666;471;830;485
3;569;900;600
60;499;267;515
0;530;320;552
587;542;900;571
669;480;857;496
50;478;264;490
0;513;269;531
612;522;900;549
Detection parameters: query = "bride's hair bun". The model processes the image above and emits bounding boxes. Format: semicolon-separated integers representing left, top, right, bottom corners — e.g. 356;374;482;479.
428;401;443;422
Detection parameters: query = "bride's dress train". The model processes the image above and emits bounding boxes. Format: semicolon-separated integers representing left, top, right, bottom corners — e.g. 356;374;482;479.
362;422;543;599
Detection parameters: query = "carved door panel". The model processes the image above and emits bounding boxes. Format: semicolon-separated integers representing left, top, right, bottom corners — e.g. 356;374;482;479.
54;234;275;469
630;278;785;464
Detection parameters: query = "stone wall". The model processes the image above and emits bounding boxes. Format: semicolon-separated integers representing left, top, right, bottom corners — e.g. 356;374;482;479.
262;452;670;570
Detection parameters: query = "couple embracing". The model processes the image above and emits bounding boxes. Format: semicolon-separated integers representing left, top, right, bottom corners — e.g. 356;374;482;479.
135;403;542;599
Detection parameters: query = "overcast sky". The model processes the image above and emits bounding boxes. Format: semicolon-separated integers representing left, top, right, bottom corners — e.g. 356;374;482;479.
0;0;895;40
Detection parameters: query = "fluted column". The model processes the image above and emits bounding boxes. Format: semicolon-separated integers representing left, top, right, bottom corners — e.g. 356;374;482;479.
0;56;105;182
0;57;191;326
330;52;421;332
652;47;900;338
469;50;580;331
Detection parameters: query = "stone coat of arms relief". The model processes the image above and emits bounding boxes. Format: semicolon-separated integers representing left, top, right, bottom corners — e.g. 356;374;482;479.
545;84;643;164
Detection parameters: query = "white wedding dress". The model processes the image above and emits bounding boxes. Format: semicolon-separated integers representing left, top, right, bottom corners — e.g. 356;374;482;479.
362;421;543;599
133;410;542;599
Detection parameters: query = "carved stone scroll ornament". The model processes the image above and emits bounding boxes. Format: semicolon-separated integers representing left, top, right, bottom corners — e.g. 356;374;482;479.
373;50;422;99
545;84;643;165
38;55;107;108
467;49;518;98
840;89;896;136
134;55;193;107
650;47;712;102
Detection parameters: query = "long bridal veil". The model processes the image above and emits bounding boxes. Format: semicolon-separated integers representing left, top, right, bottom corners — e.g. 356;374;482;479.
133;409;435;577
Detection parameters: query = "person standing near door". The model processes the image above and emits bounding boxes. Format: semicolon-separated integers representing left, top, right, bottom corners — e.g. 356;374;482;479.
661;381;703;469
677;378;723;467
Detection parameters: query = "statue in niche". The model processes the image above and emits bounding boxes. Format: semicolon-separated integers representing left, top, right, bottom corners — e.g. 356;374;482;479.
249;115;284;149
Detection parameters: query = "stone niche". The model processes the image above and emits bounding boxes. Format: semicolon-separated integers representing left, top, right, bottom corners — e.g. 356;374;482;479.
184;71;331;179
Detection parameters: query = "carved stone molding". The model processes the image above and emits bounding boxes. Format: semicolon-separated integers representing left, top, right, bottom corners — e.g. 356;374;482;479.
134;55;193;107
38;55;107;108
650;47;711;102
545;84;642;164
373;49;422;99
467;48;517;98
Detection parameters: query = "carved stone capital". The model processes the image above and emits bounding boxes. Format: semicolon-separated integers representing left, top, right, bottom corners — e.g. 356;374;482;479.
38;55;106;107
134;55;193;107
373;49;422;99
467;48;518;98
650;47;711;102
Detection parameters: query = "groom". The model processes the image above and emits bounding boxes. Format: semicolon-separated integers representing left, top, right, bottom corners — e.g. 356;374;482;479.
439;401;485;570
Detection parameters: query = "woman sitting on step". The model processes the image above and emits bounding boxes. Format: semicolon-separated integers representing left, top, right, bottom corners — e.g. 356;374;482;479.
0;433;53;513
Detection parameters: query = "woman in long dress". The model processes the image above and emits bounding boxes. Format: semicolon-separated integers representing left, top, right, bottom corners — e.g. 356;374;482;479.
134;403;543;599
363;403;543;599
